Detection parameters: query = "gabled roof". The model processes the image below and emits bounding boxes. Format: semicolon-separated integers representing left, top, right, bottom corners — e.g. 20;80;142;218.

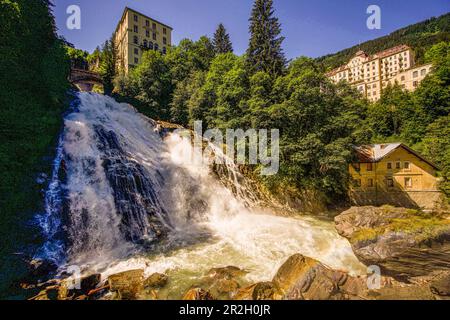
354;143;439;170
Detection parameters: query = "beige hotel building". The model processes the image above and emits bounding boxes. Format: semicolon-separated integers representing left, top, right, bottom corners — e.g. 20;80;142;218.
327;45;433;102
114;7;173;74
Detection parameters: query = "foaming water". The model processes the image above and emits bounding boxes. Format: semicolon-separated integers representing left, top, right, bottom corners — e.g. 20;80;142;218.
36;92;364;297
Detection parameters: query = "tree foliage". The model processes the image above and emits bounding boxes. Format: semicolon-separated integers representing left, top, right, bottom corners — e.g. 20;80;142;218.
213;23;233;54
246;0;286;77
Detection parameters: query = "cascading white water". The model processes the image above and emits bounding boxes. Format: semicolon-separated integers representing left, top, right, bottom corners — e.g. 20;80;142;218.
37;92;365;298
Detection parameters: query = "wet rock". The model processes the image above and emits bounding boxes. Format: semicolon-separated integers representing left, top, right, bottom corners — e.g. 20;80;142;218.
272;254;367;300
182;288;215;300
28;259;58;280
234;282;282;300
144;273;168;289
80;274;102;293
202;266;247;299
430;272;450;296
207;266;248;280
335;206;450;279
29;286;60;300
108;269;144;300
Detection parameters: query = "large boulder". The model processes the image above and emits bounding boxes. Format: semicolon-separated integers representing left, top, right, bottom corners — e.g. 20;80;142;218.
234;282;282;300
108;269;144;300
271;254;368;300
430;271;450;297
335;206;450;279
196;266;247;299
144;273;168;289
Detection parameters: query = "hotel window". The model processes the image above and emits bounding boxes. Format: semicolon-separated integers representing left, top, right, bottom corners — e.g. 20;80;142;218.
155;43;159;51
163;47;167;54
367;178;374;188
413;81;418;87
153;33;157;41
396;162;401;169
134;15;138;22
134;48;139;55
404;162;411;170
134;57;139;64
146;20;150;27
163;37;167;45
133;36;138;45
404;177;412;188
367;163;373;171
146;30;150;37
421;69;426;76
163;28;167;35
149;42;154;50
134;25;138;33
152;23;157;29
413;71;418;78
387;162;392;170
387;178;394;188
143;40;148;48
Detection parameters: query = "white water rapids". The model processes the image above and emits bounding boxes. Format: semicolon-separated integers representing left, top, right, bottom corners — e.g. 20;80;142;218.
36;92;365;299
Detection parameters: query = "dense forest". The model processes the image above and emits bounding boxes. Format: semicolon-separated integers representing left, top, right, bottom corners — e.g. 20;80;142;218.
317;13;450;70
107;2;449;205
0;0;70;296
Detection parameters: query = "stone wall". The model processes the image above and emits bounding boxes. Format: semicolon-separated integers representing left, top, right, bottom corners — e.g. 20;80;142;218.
350;190;443;210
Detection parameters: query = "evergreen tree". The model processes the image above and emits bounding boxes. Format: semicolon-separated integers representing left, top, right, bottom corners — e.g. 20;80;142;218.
213;23;233;54
98;37;116;95
246;0;286;76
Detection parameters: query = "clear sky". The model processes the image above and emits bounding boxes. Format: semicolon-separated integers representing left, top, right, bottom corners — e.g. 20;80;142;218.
53;0;450;59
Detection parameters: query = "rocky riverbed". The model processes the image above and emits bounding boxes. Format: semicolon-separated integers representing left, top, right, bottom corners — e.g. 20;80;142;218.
26;206;450;300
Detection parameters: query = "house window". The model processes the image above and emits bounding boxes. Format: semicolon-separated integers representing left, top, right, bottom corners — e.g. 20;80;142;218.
387;178;394;188
421;69;426;76
163;37;167;45
146;20;150;27
134;25;138;33
405;177;412;188
154;43;159;51
163;27;167;35
134;15;138;22
153;33;157;41
367;178;374;188
146;30;150;37
404;162;411;170
387;162;392;170
149;42;154;50
133;36;139;45
413;71;418;78
152;23;157;29
367;163;373;171
413;81;418;87
143;40;148;48
134;48;139;55
134;57;139;64
396;162;401;169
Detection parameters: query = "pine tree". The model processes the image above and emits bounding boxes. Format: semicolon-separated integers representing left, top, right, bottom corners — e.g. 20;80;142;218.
246;0;286;76
213;23;233;54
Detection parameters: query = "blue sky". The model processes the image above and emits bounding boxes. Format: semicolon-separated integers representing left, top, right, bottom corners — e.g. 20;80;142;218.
53;0;449;59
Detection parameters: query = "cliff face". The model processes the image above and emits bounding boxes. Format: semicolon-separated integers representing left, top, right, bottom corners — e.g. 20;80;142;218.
334;206;450;279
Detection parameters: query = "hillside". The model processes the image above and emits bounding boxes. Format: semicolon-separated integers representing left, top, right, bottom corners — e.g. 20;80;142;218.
317;12;450;70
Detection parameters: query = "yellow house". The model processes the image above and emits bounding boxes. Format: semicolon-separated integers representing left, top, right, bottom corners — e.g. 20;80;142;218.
349;143;442;209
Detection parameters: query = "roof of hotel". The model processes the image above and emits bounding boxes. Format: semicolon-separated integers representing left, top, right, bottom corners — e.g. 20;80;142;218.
326;44;411;76
114;7;173;35
354;143;439;169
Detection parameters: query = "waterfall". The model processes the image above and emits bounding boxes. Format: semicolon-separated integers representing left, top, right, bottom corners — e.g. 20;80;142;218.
36;92;364;285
